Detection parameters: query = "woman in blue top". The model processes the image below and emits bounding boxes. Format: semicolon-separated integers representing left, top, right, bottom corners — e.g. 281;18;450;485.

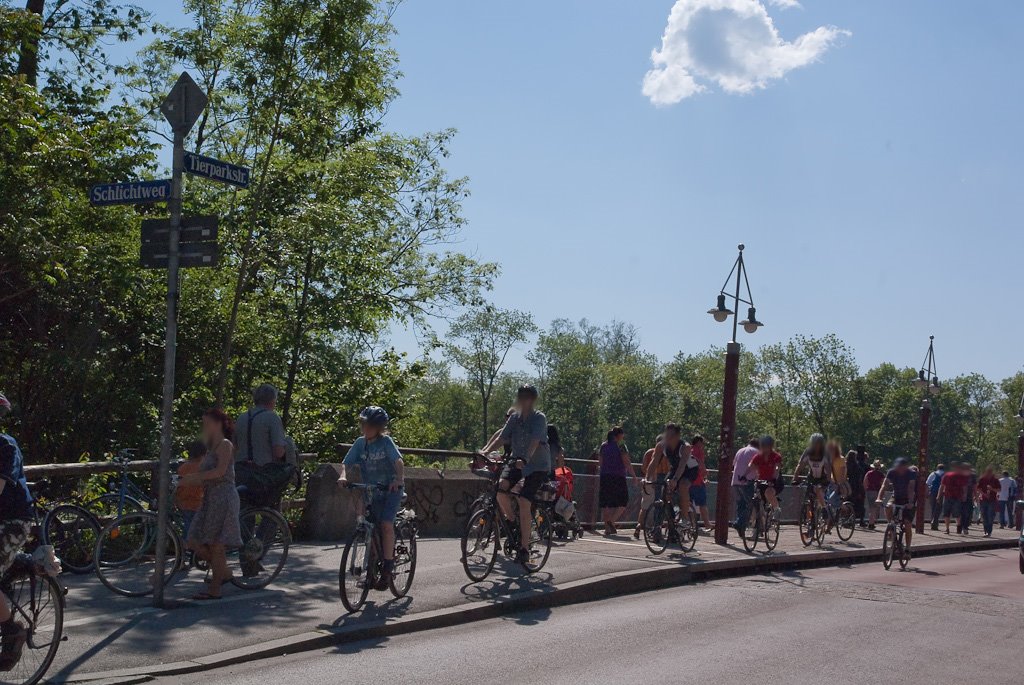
338;406;405;589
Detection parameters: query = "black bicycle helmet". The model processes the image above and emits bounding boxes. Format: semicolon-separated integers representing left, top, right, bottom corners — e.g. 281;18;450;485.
516;384;538;399
358;406;390;427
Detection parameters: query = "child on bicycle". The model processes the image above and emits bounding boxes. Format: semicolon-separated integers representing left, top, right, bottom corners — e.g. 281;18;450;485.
338;406;405;590
0;392;33;669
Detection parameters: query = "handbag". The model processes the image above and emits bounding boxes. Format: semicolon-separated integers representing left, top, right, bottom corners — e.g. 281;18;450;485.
236;408;296;506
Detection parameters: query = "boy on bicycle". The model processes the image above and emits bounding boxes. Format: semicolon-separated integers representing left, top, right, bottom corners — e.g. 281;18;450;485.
338;406;405;590
877;457;917;551
0;393;33;670
480;385;550;566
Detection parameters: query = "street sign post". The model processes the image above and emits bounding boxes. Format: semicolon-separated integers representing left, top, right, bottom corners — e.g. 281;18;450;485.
89;180;171;206
152;72;209;608
184;151;251;188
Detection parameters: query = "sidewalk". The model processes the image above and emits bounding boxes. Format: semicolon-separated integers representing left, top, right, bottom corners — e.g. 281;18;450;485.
52;524;1018;683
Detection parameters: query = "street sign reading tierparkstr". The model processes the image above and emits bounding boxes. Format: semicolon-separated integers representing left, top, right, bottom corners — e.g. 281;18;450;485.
183;151;251;188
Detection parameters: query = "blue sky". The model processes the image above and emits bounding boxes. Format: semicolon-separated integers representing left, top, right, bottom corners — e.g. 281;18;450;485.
145;1;1024;381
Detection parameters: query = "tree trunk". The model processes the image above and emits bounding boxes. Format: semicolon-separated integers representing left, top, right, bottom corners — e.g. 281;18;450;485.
15;0;45;88
481;395;489;446
281;247;314;428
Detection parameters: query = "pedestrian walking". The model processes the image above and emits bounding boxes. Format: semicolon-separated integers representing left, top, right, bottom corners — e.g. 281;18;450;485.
597;427;633;536
938;463;968;535
998;470;1015;529
731;437;760;533
689;434;712;533
181;408;242;600
960;466;977;534
925;463;945;530
863;459;885;529
848;446;869;525
977;466;999;537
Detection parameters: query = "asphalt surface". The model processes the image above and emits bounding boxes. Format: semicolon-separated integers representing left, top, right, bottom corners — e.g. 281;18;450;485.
153;548;1024;685
47;526;1019;681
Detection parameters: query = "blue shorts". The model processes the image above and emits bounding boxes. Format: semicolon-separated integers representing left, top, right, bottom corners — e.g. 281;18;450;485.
689;484;707;507
370;488;404;523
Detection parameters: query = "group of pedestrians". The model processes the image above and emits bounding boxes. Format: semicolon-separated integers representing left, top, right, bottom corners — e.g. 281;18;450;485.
924;462;1019;537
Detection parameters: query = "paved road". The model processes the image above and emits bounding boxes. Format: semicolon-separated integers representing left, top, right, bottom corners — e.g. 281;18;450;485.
48;526;1018;681
155;549;1024;685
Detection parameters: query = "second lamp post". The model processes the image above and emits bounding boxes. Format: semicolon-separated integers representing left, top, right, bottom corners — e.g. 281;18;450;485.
707;244;763;545
912;336;940;533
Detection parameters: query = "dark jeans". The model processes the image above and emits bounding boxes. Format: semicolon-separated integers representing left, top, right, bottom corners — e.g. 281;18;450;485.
929;493;940;527
980;501;996;535
733;482;755;528
851;485;866;522
999;500;1011;527
959;500;973;532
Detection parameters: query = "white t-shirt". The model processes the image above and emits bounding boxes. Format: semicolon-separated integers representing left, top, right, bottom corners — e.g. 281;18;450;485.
998;476;1014;501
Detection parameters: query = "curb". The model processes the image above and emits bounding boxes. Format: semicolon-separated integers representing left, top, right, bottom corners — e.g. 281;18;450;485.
57;535;1017;684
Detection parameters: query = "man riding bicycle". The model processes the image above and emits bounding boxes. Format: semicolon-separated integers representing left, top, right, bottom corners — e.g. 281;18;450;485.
877;457;917;551
338;406;405;590
480;385;550;566
793;433;831;509
749;436;783;513
646;423;697;530
0;393;33;670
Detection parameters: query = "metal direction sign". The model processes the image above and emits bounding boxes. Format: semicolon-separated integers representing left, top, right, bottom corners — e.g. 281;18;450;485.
183;151;250;188
141;241;218;269
160;72;208;135
141;215;218;244
89;180;171;206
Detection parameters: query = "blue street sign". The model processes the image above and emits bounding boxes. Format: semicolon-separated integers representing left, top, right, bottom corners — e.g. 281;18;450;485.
90;180;172;206
183;151;250;188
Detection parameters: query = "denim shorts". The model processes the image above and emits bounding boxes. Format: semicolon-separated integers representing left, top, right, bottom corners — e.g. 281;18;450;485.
689;484;708;507
370;488;404;523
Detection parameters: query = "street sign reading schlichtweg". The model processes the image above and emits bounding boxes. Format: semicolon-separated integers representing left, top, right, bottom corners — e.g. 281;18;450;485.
184;151;250;188
89;180;171;206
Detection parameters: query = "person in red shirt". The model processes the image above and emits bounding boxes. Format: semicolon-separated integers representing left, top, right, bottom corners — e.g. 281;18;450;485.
863;461;886;529
689;434;712;533
749;435;783;512
938;463;969;535
977;465;1000;537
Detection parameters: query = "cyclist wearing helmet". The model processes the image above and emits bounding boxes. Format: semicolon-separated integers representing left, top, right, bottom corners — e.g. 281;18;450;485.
338;406;405;589
793;433;831;509
877;457;917;550
480;385;550;565
0;393;33;669
749;436;783;512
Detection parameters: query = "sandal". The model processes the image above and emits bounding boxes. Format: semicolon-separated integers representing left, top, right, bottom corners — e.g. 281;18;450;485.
191;591;222;601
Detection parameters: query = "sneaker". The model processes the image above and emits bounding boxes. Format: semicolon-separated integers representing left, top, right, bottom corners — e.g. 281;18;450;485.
868;523;875;530
515;548;530;566
0;622;26;672
374;571;391;591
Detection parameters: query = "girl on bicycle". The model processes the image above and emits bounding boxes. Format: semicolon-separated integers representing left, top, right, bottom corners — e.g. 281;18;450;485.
337;407;405;590
793;433;831;509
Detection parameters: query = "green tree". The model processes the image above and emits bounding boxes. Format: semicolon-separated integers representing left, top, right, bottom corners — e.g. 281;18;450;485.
444;306;535;443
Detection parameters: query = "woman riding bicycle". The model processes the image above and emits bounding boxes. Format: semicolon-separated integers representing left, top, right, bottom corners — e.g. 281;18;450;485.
793;433;831;509
0;392;34;669
337;406;405;590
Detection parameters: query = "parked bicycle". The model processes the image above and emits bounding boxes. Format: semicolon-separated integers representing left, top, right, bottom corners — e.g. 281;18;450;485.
338;483;418;613
460;454;554;581
882;503;913;570
0;552;65;685
740;480;781;552
84;449;153;520
642;480;698;555
26;480;100;575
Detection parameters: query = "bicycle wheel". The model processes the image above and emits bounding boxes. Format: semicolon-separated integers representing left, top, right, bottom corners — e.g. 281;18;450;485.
230;508;290;590
0;566;64;685
882;524;897;570
389;519;417;599
679;510;698;553
42;504;99;574
460;508;498;582
643;502;669;555
741;504;760;553
798;499;815;546
764;506;780;551
835;502;856;541
94;511;183;597
814;504;828;545
339;529;372;613
898;530;910;569
85;493;144;524
524;507;553;574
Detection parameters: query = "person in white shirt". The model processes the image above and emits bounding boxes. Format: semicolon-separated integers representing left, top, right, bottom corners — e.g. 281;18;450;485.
731;437;761;533
998;470;1016;529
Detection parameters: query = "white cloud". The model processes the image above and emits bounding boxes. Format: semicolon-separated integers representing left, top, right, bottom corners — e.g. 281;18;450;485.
767;0;802;9
642;0;849;106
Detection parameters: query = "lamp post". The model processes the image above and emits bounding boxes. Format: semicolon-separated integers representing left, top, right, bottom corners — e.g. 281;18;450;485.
707;244;763;545
1015;393;1024;529
912;336;940;534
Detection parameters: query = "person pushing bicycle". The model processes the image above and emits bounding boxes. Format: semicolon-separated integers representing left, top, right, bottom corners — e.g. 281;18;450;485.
479;385;550;566
0;392;33;670
876;457;917;552
338;406;405;590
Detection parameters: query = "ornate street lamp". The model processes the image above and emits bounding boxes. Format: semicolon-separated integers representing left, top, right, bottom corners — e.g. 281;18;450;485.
912;336;940;533
708;244;762;545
